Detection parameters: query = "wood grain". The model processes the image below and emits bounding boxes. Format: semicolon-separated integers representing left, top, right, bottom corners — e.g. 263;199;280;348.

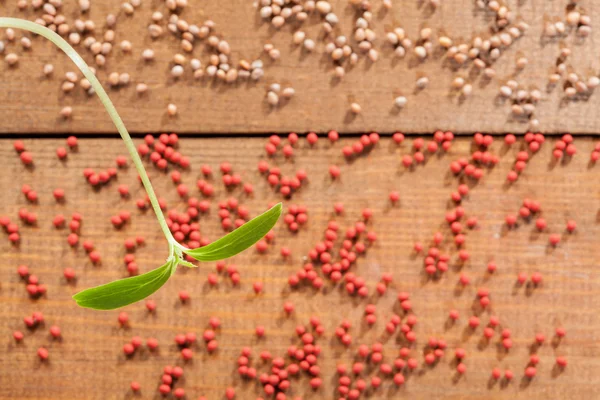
0;1;600;134
1;136;600;399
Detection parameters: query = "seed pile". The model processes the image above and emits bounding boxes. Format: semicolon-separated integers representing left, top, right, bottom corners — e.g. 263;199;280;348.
0;1;597;127
2;131;586;399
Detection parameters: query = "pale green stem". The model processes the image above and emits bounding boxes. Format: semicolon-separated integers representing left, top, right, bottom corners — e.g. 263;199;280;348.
0;18;177;248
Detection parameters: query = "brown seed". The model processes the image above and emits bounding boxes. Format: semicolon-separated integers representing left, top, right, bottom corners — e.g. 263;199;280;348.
106;14;116;27
148;24;163;38
43;64;54;76
122;2;134;15
82;36;96;48
268;49;280;60
516;57;528;69
395;96;407;108
226;68;238;82
267;91;279;106
303;39;315;51
167;103;177;116
271;16;284;28
108;72;120;86
43;3;57;15
142;49;155;61
416;76;429;89
120;40;132;52
136;83;148;94
293;31;305;44
152;11;163;22
190;59;202;70
181;40;193;52
61;81;75;92
101;42;112;55
90;41;102;54
176;19;189;32
104;30;115;42
65;72;78;83
79;0;90;12
94;55;105;68
282;87;295;98
68;32;80;45
119;73;130;85
171;65;184;77
60;106;72;118
173;53;186;65
21;37;32;49
6;28;15;41
79;78;91;90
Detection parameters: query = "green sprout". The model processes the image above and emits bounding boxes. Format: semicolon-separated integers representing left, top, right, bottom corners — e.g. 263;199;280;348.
0;18;281;310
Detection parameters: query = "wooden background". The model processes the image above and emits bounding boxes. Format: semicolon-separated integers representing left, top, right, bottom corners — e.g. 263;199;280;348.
0;0;599;134
1;137;600;399
2;0;600;399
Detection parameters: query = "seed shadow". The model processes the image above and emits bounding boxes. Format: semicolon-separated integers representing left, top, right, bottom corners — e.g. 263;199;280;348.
519;376;532;389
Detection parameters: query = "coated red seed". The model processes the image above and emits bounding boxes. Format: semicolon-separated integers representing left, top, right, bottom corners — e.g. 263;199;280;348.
49;325;61;338
556;356;567;367
37;347;49;360
525;366;536;378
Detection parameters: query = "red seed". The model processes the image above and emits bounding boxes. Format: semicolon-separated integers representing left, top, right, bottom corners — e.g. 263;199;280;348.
256;240;268;253
392;132;405;143
56;147;67;159
14;140;25;152
393;373;405;385
37;347;49;360
118;312;129;325
491;368;502;379
505;214;517;227
225;387;235;399
329;165;341;178
13;330;24;341
158;384;170;395
49;325;61;338
181;348;193;360
556;356;567;367
179;290;190;302
20;151;33;165
147;337;158;349
525;366;536;378
456;363;466;374
468;316;479;328
555;327;566;337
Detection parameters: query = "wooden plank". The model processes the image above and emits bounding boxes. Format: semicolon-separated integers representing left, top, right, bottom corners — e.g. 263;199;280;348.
0;1;600;134
1;136;599;399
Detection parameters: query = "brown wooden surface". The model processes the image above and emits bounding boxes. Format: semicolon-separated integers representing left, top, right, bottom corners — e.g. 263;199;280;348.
1;1;600;134
1;136;600;399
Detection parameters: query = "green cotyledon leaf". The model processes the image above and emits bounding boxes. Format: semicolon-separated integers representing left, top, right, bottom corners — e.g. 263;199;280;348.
184;203;282;261
72;260;175;310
